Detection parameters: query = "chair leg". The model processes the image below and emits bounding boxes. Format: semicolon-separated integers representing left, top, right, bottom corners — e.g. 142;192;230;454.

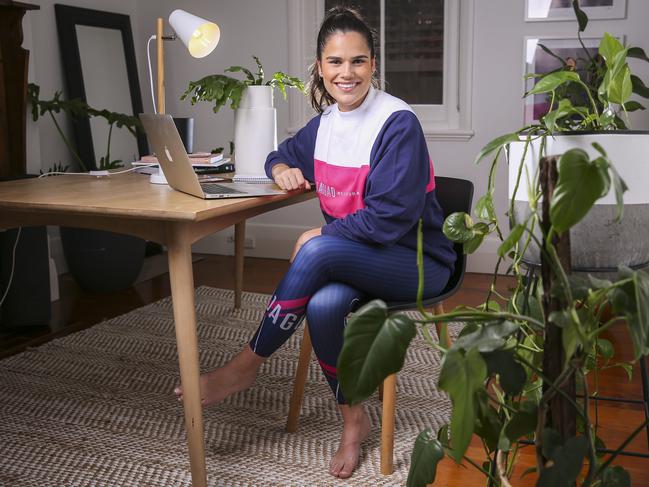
286;324;312;433
234;221;245;309
433;302;451;348
380;373;397;475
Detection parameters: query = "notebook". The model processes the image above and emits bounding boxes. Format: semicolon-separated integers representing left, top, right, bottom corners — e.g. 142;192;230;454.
139;114;284;199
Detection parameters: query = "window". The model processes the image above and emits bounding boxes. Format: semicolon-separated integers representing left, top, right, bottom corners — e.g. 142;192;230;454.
287;0;474;140
325;0;444;105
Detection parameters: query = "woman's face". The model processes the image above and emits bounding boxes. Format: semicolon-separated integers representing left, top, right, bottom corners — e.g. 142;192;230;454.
317;31;376;112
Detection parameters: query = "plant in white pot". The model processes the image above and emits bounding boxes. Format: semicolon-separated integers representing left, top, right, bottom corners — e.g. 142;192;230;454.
471;1;649;275
181;56;306;178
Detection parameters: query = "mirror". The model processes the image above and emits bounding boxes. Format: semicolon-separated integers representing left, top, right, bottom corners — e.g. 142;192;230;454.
54;4;147;170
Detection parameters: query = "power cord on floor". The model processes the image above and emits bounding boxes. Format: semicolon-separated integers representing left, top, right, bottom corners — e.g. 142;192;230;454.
0;227;22;309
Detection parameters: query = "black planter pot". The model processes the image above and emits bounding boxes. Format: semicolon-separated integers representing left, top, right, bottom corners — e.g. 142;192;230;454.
60;227;146;292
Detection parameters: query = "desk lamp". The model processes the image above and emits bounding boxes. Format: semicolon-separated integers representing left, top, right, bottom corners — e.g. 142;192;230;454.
146;9;220;184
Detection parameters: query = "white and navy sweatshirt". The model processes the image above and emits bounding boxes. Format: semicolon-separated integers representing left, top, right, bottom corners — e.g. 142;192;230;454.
265;87;456;270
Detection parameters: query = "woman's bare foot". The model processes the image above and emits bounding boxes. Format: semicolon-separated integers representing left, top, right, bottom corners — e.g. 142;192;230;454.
329;404;371;479
174;345;265;407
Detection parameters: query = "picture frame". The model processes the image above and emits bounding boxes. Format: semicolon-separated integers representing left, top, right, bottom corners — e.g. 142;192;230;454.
522;35;623;125
525;0;627;22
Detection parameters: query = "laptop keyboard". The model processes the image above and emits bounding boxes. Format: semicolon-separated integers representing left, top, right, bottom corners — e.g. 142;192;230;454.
201;183;245;195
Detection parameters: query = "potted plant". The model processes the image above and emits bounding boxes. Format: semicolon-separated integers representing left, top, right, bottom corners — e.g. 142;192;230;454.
476;1;649;273
28;83;147;293
181;56;306;177
336;2;649;486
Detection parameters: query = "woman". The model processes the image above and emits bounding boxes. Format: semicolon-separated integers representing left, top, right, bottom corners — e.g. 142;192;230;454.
176;7;455;479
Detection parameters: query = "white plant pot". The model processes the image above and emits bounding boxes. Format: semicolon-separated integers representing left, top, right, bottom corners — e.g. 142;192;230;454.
508;132;649;273
233;85;277;177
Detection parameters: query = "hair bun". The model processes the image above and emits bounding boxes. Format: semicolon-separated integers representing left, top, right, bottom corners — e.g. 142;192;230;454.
325;6;363;21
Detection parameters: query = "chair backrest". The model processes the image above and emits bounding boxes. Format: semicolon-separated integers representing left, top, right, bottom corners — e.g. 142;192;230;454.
431;176;474;298
387;176;474;310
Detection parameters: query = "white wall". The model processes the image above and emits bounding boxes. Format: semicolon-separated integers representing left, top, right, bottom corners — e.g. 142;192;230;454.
23;0;649;273
24;0;141;173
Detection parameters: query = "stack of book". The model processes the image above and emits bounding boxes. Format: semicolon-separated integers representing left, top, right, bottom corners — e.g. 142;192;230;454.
133;152;234;174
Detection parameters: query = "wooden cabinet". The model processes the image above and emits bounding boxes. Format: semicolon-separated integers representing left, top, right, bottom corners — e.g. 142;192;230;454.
0;1;39;177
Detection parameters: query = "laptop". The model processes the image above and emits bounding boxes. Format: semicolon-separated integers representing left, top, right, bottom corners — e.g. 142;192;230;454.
139;114;284;199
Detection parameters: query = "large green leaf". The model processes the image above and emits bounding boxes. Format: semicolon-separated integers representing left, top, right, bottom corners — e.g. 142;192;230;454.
572;0;589;32
463;233;485;255
628;46;649;62
631;75;649;98
474;390;502;452
599;33;625;66
601;465;631;487
482;349;526;395
607;64;633;105
623;100;646;112
338;300;417;404
499;401;538;451
597;338;615;360
453;320;520;353
550;148;610;233
498;224;525;258
609;268;649;359
474;133;520;165
527;71;580;95
543;98;578;132
562;319;581;366
474;192;496;221
538;432;589;487
438;349;487;461
443;212;476;243
407;429;445;487
591;142;628;222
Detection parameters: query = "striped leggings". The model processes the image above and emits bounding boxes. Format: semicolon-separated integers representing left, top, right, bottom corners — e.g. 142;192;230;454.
249;235;451;403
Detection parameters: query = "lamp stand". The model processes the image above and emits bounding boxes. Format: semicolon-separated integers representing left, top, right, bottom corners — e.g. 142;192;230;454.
150;17;169;184
156;17;165;115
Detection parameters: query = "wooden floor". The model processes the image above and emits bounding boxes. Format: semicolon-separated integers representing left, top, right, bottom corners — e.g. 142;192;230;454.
1;254;647;485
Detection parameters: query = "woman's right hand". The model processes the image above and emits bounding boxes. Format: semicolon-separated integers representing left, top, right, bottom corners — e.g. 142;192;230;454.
272;163;311;191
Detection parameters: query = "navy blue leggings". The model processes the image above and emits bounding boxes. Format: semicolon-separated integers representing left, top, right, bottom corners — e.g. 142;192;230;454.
249;235;451;403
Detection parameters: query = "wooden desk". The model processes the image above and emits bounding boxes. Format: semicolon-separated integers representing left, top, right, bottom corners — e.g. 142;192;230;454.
0;173;314;486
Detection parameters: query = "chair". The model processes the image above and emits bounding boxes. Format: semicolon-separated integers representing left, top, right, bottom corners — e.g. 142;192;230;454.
285;176;474;475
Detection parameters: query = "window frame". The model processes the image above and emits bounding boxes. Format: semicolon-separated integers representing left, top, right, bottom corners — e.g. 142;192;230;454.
287;0;474;141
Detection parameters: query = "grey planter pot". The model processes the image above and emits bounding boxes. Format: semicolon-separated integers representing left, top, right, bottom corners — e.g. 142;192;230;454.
60;227;145;292
507;131;649;274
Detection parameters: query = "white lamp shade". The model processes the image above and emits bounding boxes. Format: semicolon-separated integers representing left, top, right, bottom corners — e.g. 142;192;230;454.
168;9;220;58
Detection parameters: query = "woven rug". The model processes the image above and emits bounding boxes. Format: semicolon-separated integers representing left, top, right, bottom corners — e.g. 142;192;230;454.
0;287;455;486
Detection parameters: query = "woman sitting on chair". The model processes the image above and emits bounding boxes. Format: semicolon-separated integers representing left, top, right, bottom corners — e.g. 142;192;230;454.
176;6;455;479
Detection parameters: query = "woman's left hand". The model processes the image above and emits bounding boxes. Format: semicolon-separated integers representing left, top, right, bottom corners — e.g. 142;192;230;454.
290;227;322;263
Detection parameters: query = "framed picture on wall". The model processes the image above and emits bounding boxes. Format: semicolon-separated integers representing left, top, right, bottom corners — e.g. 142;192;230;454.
525;0;627;22
522;35;623;125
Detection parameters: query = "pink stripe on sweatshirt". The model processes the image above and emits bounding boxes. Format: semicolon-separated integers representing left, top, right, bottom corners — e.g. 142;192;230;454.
314;159;369;219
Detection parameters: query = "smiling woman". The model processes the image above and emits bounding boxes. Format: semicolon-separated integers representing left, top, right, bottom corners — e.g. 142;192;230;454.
316;31;376;112
174;6;457;481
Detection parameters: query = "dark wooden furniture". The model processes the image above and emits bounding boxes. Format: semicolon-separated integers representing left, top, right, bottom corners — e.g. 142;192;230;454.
0;1;39;177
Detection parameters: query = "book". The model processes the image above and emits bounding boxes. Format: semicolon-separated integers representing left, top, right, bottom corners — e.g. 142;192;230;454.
194;163;235;174
232;174;274;184
136;153;223;164
132;156;231;168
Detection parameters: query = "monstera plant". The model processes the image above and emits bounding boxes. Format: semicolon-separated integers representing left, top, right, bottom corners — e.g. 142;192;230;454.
27;83;146;293
27;83;141;171
337;2;649;486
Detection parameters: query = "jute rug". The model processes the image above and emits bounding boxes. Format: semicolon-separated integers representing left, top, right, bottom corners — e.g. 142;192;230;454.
0;287;454;486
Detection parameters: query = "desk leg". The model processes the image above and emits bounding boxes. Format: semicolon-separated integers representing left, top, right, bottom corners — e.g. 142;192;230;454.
167;237;207;487
234;221;245;309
